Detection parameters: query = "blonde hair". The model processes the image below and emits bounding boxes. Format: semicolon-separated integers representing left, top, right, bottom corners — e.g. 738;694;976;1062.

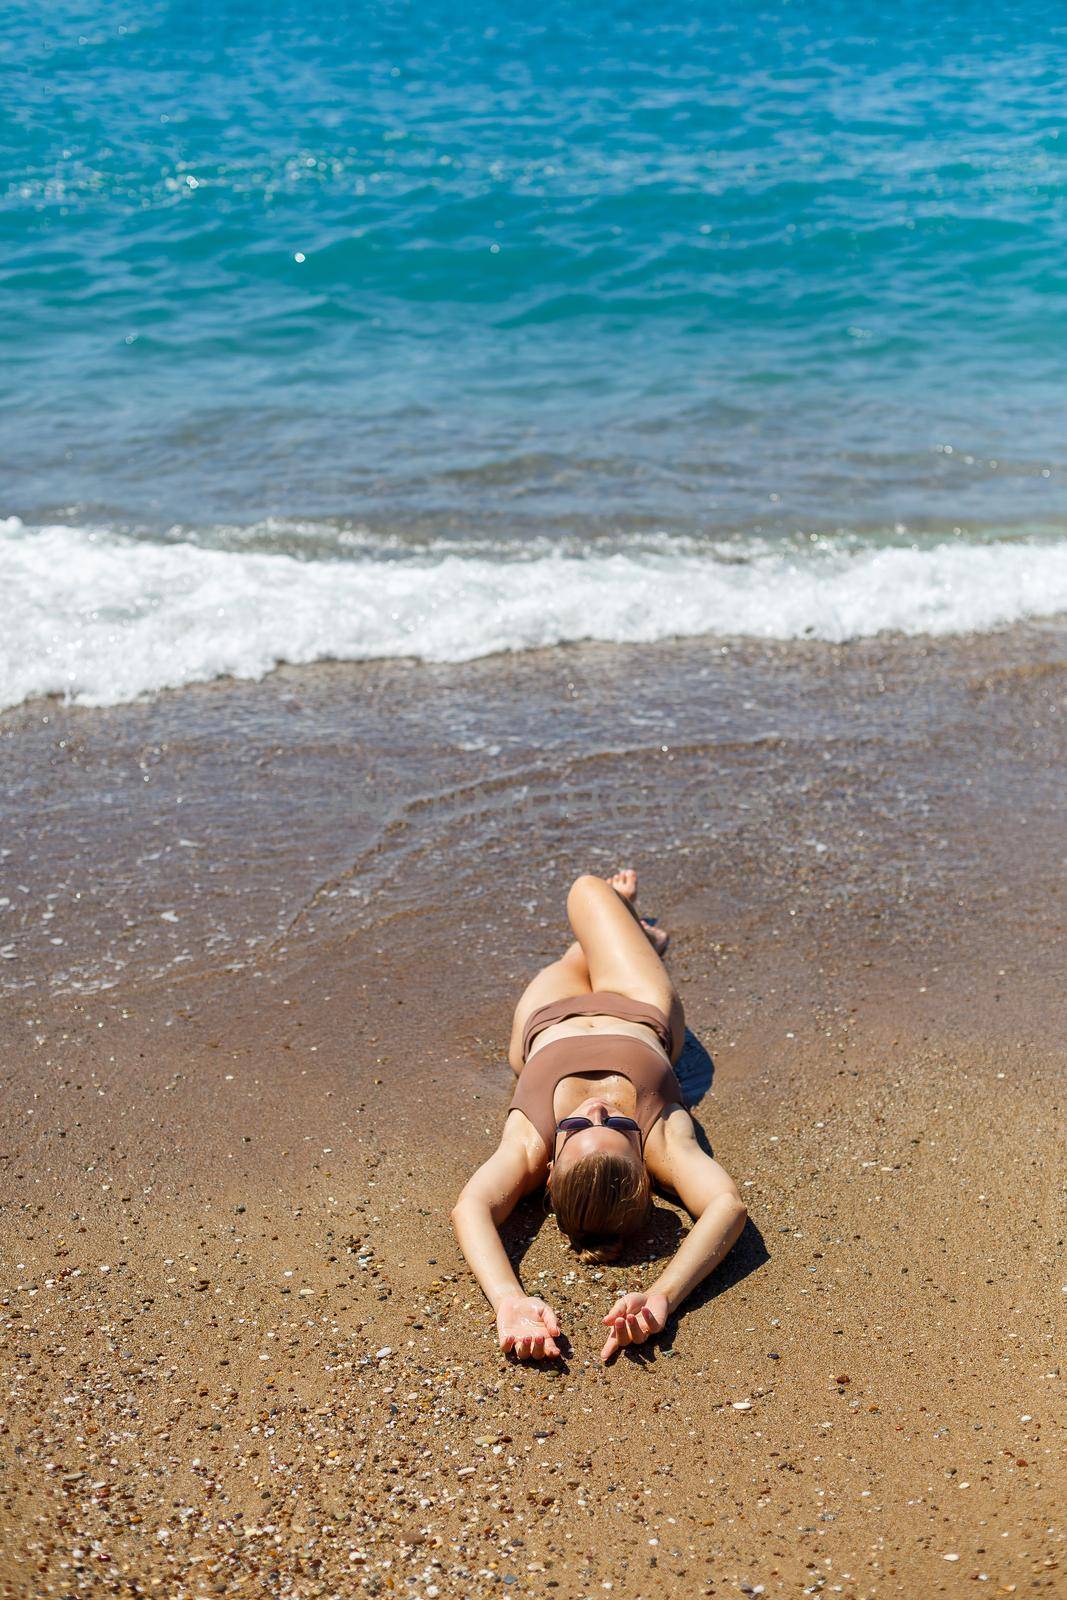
549;1151;652;1263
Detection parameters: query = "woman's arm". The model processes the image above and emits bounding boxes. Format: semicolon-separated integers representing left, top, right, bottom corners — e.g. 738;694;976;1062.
450;1124;561;1360
600;1109;747;1361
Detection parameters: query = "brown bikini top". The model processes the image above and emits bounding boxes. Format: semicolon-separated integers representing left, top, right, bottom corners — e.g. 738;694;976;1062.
508;991;685;1156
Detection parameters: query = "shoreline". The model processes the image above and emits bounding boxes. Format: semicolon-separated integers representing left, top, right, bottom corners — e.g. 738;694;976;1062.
7;522;1067;717
4;596;1067;726
1;622;1064;1596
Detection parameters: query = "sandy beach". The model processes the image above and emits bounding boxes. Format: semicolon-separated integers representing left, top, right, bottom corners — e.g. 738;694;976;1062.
7;7;1067;1593
1;624;1063;1598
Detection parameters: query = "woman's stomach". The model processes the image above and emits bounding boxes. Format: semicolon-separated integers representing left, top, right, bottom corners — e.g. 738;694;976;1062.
527;1015;670;1064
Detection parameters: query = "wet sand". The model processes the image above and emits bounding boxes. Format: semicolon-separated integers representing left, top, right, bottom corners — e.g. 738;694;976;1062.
1;624;1064;1598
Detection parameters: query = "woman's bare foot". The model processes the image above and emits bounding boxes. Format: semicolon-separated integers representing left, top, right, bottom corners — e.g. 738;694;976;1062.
607;867;638;902
606;868;669;956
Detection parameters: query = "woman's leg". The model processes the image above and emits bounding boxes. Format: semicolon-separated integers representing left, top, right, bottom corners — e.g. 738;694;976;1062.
507;941;591;1074
566;871;685;1063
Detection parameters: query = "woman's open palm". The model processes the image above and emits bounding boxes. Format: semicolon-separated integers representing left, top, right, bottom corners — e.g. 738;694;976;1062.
600;1289;668;1361
496;1294;561;1360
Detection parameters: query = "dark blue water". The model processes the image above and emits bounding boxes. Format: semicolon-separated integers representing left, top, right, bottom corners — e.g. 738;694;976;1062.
4;3;1067;710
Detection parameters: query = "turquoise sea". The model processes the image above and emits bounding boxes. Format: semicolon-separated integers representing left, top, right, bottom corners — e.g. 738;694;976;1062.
3;2;1067;705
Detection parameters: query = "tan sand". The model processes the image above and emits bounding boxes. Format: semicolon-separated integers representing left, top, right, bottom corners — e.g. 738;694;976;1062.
1;626;1064;1597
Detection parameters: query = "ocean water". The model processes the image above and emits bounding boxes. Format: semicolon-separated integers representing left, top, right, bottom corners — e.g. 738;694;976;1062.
3;1;1067;708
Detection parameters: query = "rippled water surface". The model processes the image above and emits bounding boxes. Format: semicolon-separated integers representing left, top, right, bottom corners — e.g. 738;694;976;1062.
3;3;1067;704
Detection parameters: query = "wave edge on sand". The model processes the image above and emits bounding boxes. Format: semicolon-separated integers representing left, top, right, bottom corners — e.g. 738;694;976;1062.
6;516;1067;710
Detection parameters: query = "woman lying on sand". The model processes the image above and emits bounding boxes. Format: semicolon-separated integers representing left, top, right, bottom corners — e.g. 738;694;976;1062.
451;870;747;1362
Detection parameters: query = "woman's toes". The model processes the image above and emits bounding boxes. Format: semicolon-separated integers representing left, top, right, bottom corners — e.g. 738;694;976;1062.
609;868;638;901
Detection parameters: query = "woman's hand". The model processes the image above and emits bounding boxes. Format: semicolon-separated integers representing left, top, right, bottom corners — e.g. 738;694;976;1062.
600;1289;669;1362
496;1294;562;1360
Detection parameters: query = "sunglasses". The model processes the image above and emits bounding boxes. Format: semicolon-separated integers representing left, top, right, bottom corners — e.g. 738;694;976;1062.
553;1113;642;1157
556;1114;641;1134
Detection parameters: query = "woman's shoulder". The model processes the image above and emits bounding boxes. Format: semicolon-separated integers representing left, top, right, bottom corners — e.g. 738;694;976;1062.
642;1103;696;1186
501;1106;551;1174
660;1102;697;1141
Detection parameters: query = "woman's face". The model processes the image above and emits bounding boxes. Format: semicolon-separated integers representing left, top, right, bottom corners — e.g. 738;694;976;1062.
549;1097;643;1177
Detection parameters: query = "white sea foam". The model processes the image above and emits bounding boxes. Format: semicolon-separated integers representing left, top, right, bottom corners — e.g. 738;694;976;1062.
3;517;1067;711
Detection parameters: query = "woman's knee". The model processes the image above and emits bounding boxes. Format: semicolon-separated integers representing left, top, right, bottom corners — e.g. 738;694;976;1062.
566;873;605;916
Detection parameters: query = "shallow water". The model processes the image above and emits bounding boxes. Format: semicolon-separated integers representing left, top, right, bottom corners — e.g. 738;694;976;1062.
3;623;1063;1000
